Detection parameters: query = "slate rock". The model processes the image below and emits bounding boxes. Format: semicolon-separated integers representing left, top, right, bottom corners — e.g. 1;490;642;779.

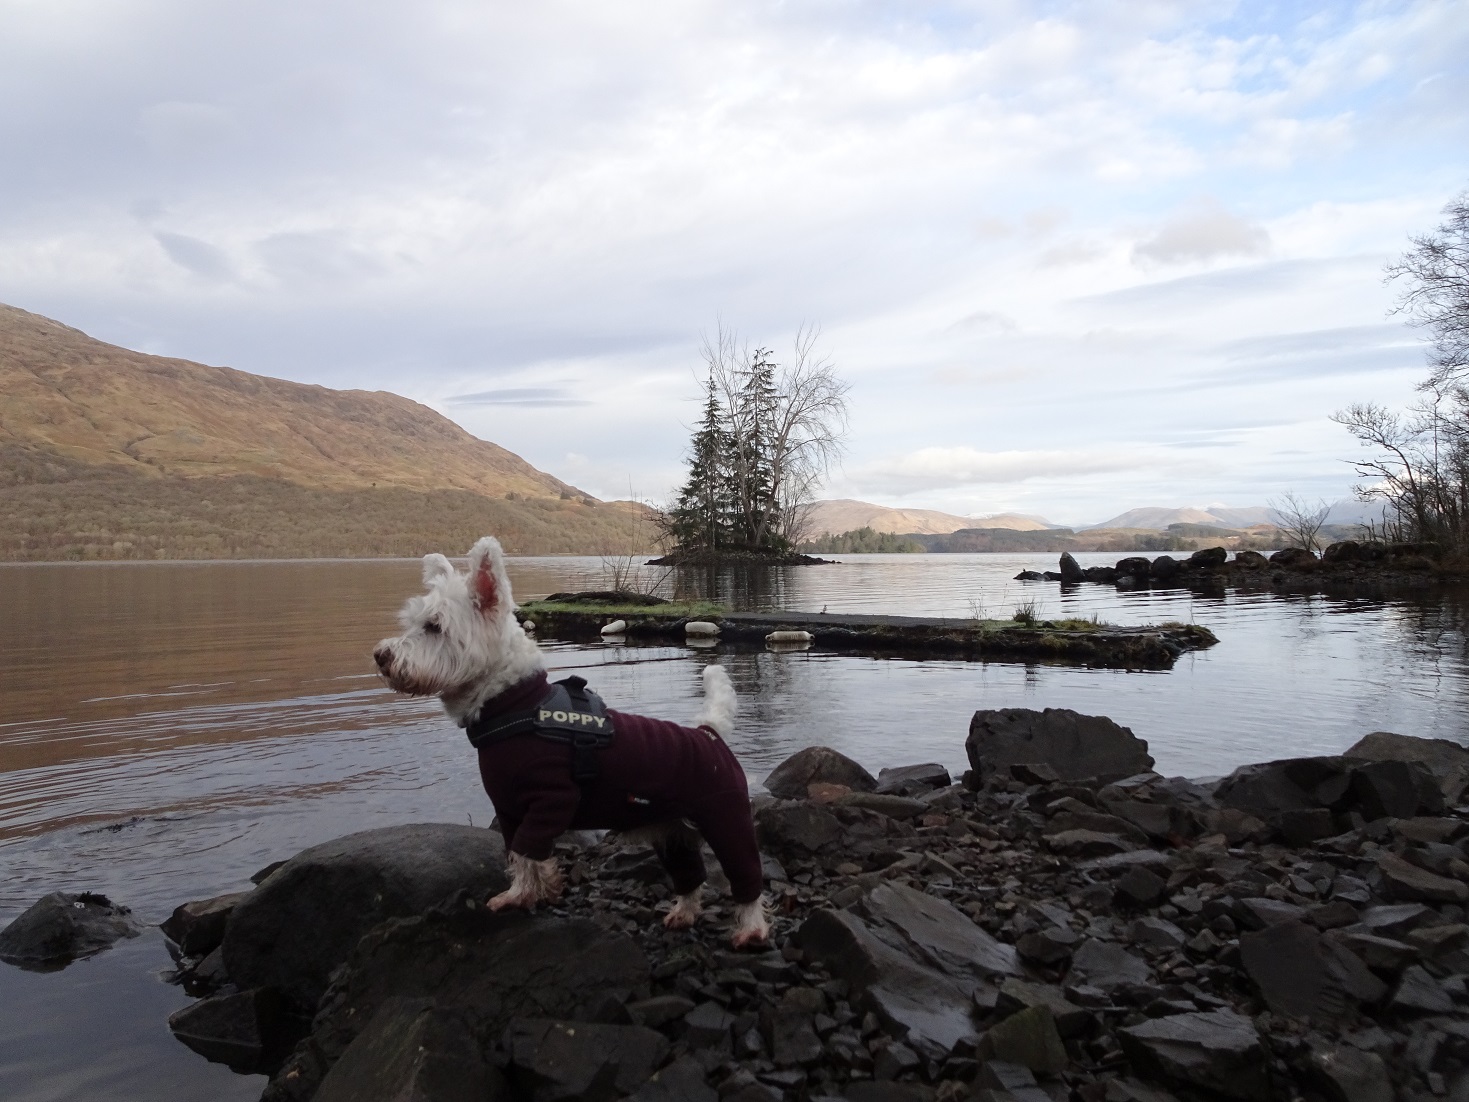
764;747;877;799
1068;938;1150;991
683;1002;737;1049
1359;903;1440;938
313;997;506;1102
966;708;1154;785
624;1057;716;1102
1114;867;1168;908
1388;964;1454;1014
1376;851;1469;904
1214;756;1355;816
168;987;305;1073
1238;921;1386;1024
161;892;250;958
798;906;977;1058
976;1005;1068;1076
1306;1044;1394;1102
760;987;824;1066
1329;931;1418;974
0;891;143;968
755;803;844;855
855;881;1022;983
504;1018;669;1101
996;978;1092;1037
260;906;648;1102
1128;917;1186;953
837;793;929;820
1344;730;1469;804
1016;926;1079;966
875;763;951;795
1118;1009;1269;1101
222;823;509;1010
1351;759;1444;820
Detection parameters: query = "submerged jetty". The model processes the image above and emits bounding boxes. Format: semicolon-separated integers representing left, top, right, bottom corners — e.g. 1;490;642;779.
516;598;1218;670
7;712;1469;1102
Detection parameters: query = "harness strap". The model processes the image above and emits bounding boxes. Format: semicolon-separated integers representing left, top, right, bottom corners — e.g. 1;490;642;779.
464;675;616;785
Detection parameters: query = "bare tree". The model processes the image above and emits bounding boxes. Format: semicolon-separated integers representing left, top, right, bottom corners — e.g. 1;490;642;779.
1270;491;1331;553
1385;189;1469;389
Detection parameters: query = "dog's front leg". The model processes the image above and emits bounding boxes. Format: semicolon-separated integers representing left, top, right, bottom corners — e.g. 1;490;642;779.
488;851;564;911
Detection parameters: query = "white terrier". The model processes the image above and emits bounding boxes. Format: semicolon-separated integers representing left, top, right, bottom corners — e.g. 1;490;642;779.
373;536;770;948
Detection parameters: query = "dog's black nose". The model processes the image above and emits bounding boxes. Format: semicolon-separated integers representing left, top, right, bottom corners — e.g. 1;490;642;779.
373;646;393;673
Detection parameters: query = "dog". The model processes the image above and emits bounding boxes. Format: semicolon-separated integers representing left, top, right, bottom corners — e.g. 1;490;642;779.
373;536;771;948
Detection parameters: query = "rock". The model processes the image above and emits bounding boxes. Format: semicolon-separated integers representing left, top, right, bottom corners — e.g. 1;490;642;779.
1128;917;1186;953
1233;550;1269;569
1068;939;1149;991
161;892;250;957
1043;829;1141;858
1114;867;1168;909
313;998;506;1102
1187;547;1227;569
1270;547;1319;568
1014;570;1044;581
504;1018;669;1100
1238;921;1386;1024
875;763;951;795
855;881;1022;983
628;995;696;1028
0;891;143;968
1149;555;1181;582
755;803;844;856
1058;553;1084;583
261;906;648;1102
1084;566;1118;583
625;1058;715;1102
1376;851;1469;904
222;823;509;1011
1118;1010;1269;1101
797;906;977;1058
1359;904;1440;938
1213;755;1441;829
764;747;877;799
976;1006;1068;1076
966;708;1154;786
1306;1044;1394;1102
760;987;824;1066
1115;557;1152;581
682;1002;737;1049
1344;730;1469;803
1235;897;1306;930
1387;964;1454;1014
1328;931;1417;974
1351;760;1444;820
168;987;305;1073
837;793;929;820
995;978;1092;1038
1010;763;1060;785
1016;926;1079;966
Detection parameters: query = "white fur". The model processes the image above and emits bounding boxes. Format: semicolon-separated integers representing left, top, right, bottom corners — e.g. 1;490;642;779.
374;535;765;947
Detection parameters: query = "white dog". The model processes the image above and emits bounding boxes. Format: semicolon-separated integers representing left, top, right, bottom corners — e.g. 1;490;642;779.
373;536;770;948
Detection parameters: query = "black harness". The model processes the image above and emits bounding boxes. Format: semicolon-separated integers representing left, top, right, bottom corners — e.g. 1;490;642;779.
463;675;616;785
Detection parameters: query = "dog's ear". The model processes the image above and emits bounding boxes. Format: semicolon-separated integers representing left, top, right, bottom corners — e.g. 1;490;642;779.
421;553;454;587
467;536;509;612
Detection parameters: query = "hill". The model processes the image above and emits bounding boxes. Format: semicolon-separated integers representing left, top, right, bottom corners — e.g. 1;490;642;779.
0;303;648;560
807;499;1054;536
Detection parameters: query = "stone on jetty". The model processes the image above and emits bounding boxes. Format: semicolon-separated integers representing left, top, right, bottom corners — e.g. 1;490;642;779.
764;746;877;799
0;891;142;968
966;707;1154;784
223;822;509;1010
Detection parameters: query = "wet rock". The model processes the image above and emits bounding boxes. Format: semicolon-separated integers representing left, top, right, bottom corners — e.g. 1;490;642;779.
504;1018;669;1101
976;1005;1068;1076
1238;921;1386;1024
1376;851;1469;904
1059;553;1084;582
222;823;509;1011
755;803;844;856
313;997;506;1102
1306;1044;1394;1102
1068;939;1150;992
0;891;143;968
875;764;951;795
995;978;1092;1037
1115;557;1153;581
765;747;877;799
261;906;648;1102
168;987;305;1073
1118;1010;1268;1101
161;891;249;957
966;709;1154;785
1344;730;1469;804
1150;555;1181;581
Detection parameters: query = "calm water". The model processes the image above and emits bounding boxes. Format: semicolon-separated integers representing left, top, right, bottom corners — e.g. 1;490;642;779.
2;553;1468;1100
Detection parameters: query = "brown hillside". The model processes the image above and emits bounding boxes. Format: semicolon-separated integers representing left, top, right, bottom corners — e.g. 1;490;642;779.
0;302;582;499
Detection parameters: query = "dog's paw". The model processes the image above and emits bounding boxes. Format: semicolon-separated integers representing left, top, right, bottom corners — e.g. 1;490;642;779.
487;887;536;912
729;896;772;949
662;892;703;930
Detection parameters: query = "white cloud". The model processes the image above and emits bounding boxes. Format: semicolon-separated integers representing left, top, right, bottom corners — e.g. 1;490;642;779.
1133;199;1270;266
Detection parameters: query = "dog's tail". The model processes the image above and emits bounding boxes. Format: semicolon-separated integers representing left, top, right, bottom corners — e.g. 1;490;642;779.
697;664;736;739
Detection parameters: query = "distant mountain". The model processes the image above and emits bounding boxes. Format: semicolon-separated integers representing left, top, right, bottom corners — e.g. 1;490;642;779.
807;499;1056;536
1086;505;1279;531
0;303;647;560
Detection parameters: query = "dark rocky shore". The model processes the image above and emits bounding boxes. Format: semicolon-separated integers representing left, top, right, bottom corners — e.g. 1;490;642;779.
5;710;1469;1102
1019;542;1460;593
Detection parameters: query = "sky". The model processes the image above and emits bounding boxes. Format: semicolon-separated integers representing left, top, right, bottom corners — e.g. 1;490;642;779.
2;0;1467;525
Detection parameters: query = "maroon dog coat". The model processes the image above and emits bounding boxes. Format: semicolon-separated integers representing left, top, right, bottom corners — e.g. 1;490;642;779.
468;670;764;904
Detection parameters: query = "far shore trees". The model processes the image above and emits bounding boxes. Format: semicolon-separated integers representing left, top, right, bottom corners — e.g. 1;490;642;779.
1335;187;1469;558
660;325;850;560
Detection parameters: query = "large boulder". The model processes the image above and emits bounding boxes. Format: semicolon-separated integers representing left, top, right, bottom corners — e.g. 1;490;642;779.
0;891;143;969
1212;755;1444;831
763;746;876;799
1114;556;1152;581
162;891;249;957
967;708;1154;785
222;823;509;1010
168;987;305;1073
1187;547;1227;569
1118;1010;1269;1101
1270;547;1319;568
1238;922;1386;1024
262;904;649;1102
1058;552;1084;582
1344;730;1469;804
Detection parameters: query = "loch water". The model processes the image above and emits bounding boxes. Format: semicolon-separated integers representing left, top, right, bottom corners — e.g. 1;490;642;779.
1;553;1468;1101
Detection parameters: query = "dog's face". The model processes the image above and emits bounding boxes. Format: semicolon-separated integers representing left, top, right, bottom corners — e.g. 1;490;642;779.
373;536;524;700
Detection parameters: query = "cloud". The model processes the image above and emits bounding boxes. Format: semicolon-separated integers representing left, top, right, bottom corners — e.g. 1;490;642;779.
447;387;592;407
855;446;1151;494
153;231;234;281
1133;200;1270;266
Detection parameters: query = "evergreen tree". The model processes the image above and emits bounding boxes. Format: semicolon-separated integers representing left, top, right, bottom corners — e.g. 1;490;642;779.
664;374;735;552
731;347;784;550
